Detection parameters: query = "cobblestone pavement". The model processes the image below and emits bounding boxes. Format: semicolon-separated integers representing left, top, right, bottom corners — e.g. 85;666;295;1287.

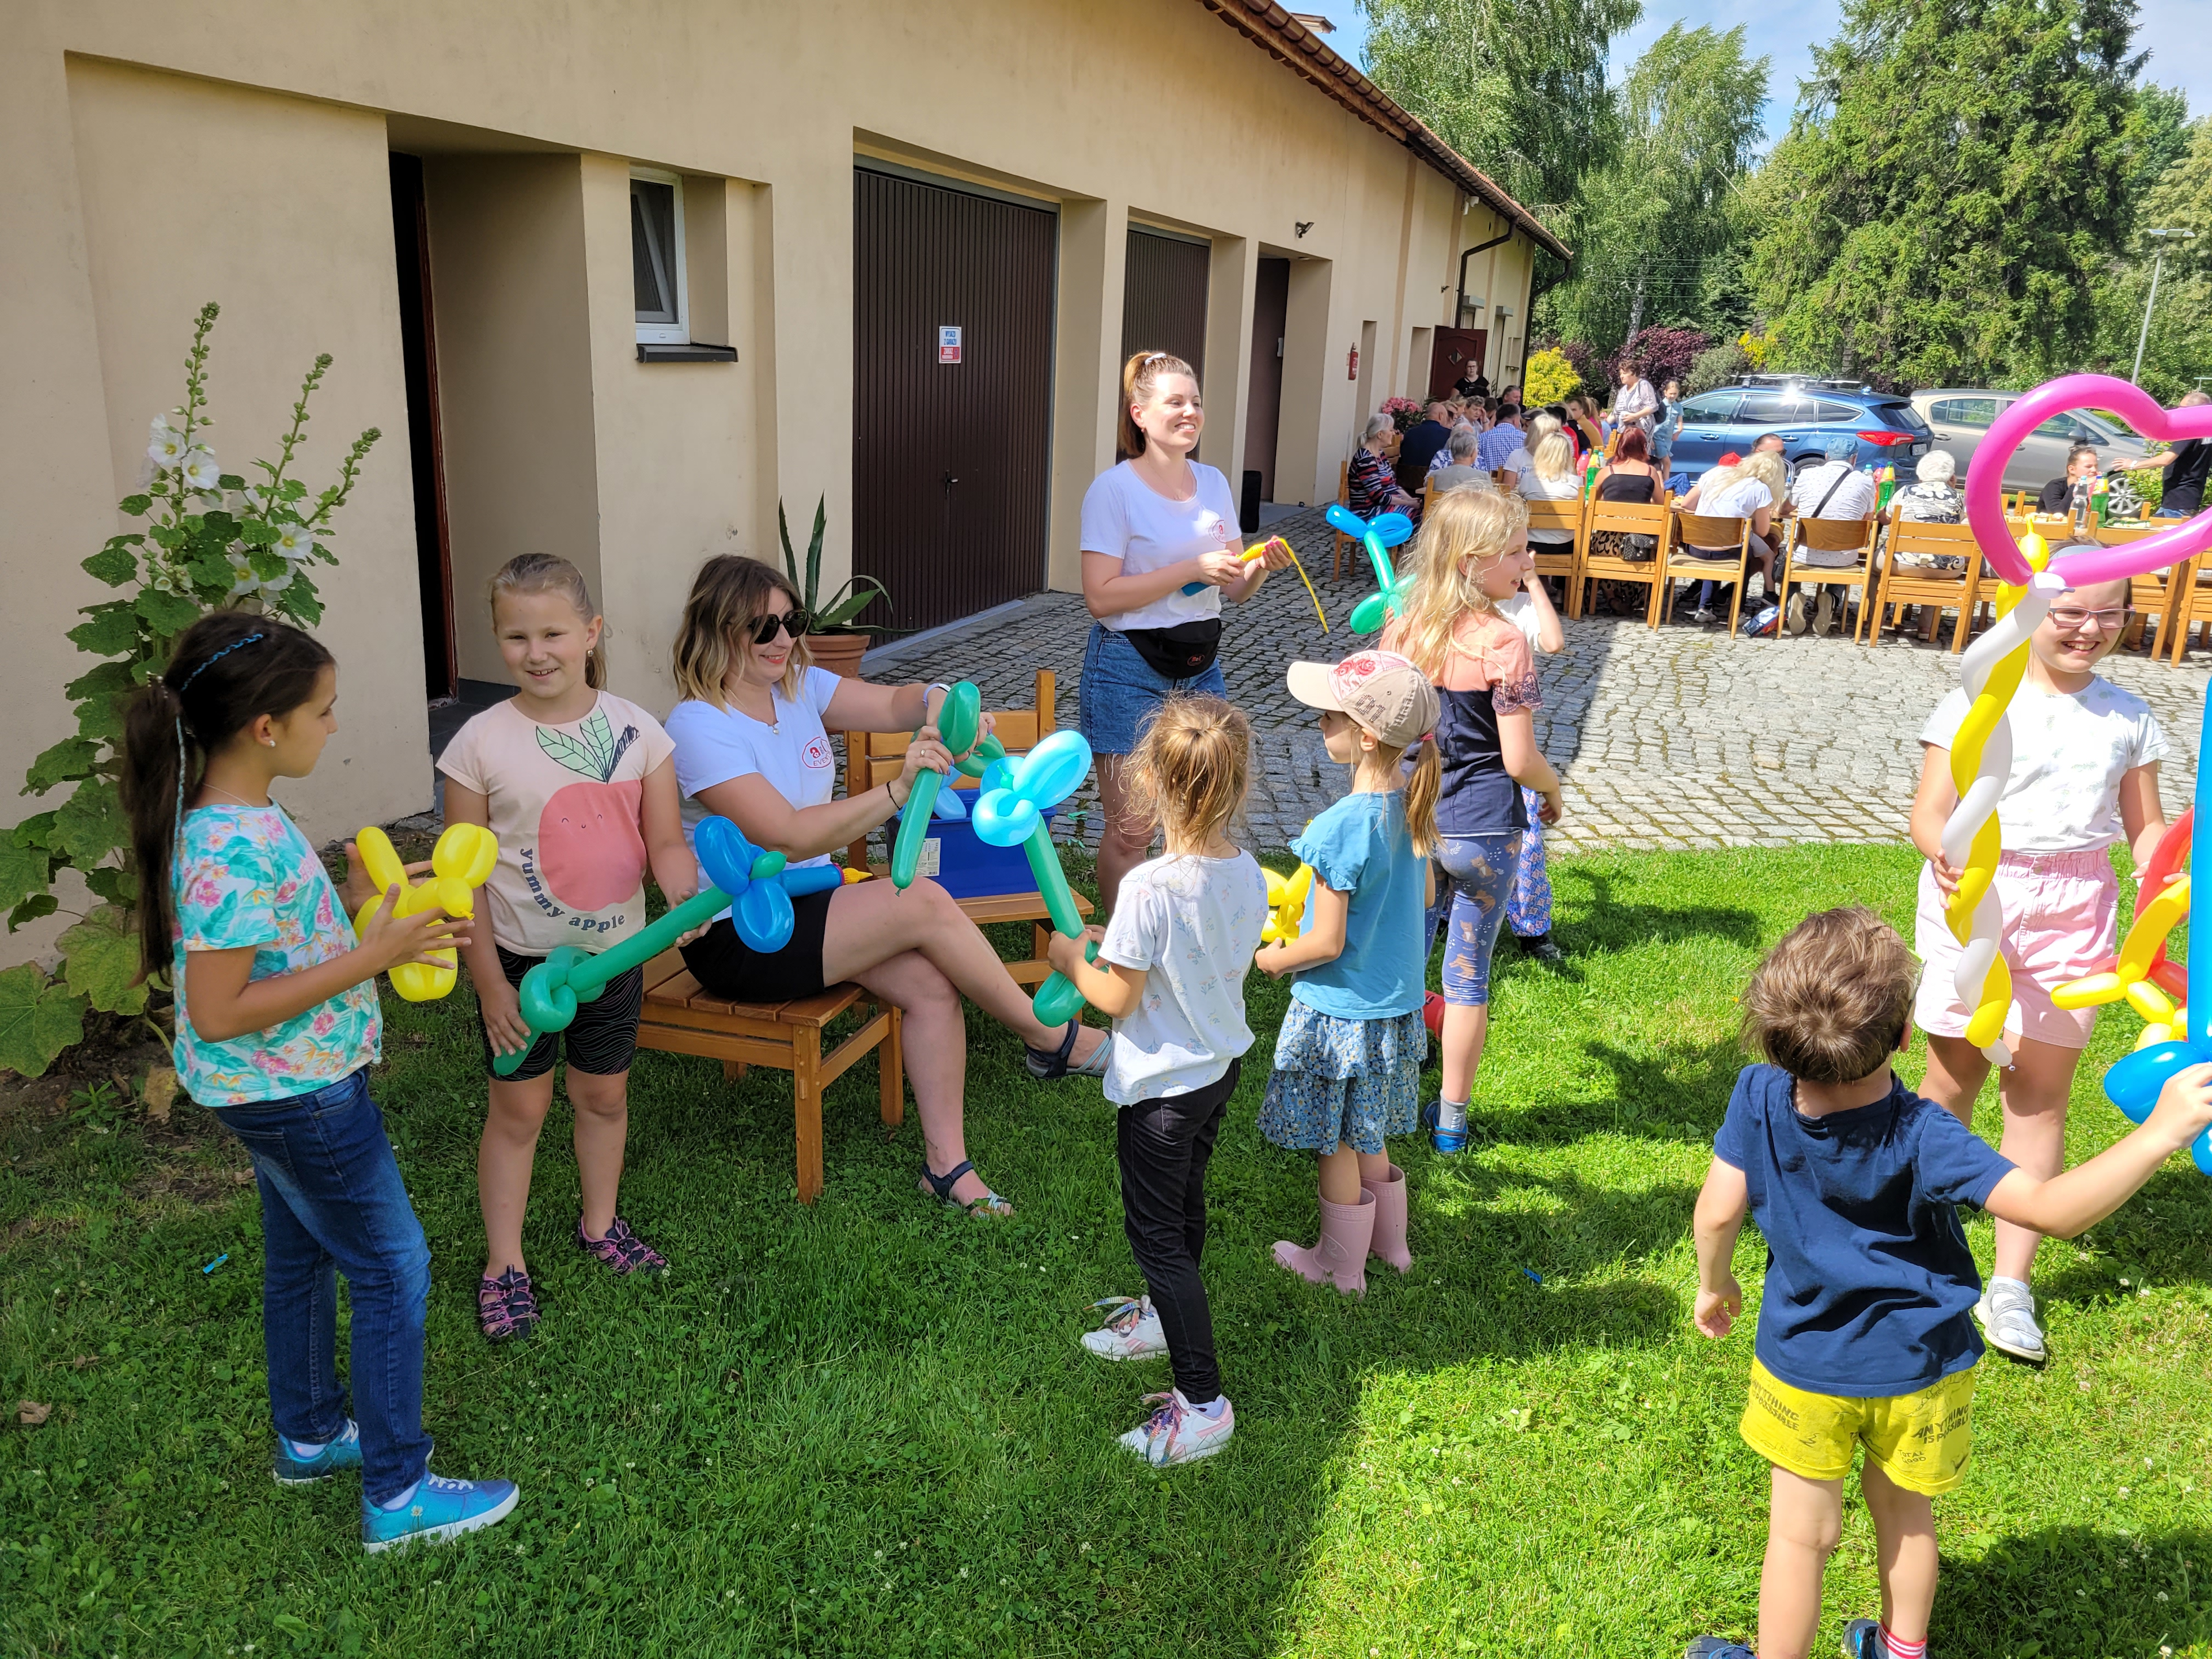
861;505;2210;856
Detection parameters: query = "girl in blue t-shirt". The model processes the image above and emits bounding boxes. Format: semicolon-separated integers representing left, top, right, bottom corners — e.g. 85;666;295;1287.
1255;650;1440;1296
120;612;517;1554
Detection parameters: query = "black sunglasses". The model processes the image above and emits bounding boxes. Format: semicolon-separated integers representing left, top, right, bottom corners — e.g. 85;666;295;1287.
750;609;810;645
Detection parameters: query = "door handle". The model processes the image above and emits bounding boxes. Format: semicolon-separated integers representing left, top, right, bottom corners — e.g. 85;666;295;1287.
941;472;959;488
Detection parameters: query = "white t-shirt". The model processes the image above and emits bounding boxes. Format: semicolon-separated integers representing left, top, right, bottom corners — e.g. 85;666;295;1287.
666;666;844;892
1078;460;1241;633
1699;476;1774;521
1496;590;1554;653
1517;468;1582;542
1095;850;1268;1105
1920;677;2173;851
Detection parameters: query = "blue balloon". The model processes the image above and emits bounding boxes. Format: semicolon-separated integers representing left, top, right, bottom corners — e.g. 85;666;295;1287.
2104;1043;2190;1124
972;790;1039;847
781;863;845;899
733;882;794;953
931;784;968;823
695;816;757;897
1324;502;1368;538
1013;729;1093;810
980;757;1017;796
1369;512;1414;548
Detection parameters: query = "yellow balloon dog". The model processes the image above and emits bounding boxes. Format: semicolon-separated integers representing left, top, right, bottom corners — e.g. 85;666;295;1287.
351;823;499;1001
1262;864;1314;946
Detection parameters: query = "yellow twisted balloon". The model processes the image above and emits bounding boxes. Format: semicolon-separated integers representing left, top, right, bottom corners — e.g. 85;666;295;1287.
1938;531;2052;1062
2054;876;2192;1047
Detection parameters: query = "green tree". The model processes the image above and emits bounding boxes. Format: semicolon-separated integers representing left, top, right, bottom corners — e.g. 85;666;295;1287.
2088;115;2211;398
1748;0;2146;386
1538;23;1768;354
1360;0;1643;218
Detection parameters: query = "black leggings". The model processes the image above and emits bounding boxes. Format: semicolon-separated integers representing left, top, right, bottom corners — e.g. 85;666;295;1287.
1116;1058;1241;1403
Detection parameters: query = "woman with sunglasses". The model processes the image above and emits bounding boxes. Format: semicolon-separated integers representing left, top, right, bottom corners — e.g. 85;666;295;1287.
663;555;1107;1218
1907;563;2173;1366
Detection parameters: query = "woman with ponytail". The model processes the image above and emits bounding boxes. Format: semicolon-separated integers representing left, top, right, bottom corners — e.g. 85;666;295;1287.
120;611;518;1554
1078;349;1293;914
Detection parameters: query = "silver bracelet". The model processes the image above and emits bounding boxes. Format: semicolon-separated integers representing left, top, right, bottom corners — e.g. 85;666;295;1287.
923;681;949;715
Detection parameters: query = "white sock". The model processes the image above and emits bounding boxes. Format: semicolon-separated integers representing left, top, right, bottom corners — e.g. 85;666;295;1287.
1184;1393;1228;1419
1437;1096;1469;1134
1988;1274;2032;1300
378;1478;422;1512
286;1437;328;1458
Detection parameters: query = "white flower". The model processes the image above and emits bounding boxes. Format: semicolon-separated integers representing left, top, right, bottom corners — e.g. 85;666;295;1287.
271;521;315;557
180;449;222;492
147;416;188;465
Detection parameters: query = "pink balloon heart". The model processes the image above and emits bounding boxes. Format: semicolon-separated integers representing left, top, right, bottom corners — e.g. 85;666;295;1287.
1964;374;2212;587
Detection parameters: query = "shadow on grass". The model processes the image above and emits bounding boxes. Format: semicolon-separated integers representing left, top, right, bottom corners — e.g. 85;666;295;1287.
1935;1525;2210;1657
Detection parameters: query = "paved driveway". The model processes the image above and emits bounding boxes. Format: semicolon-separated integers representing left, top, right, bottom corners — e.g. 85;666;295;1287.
860;505;2209;858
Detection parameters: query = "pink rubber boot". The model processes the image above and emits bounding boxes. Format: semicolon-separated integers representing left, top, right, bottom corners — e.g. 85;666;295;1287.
1362;1165;1411;1274
1272;1190;1376;1297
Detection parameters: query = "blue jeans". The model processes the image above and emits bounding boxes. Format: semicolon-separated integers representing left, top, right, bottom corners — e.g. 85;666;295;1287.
211;1068;432;1505
1077;623;1229;754
1425;831;1522;1005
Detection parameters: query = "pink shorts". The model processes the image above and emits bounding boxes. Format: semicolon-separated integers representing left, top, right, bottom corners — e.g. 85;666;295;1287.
1913;849;2118;1052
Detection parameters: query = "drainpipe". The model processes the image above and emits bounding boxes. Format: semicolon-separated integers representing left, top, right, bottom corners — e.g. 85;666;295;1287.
1456;228;1513;322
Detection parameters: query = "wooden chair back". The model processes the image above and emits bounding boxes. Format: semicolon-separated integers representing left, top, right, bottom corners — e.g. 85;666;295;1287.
1658;510;1752;634
1521;495;1584;615
1331;460;1353;579
1773;514;1879;643
1869;518;1984;652
1577;494;1670;624
844;669;1055;871
2171;552;2212;665
1493;468;1513;487
2085;523;2181;655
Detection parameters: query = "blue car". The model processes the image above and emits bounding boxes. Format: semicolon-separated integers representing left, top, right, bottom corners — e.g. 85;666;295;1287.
1666;377;1931;483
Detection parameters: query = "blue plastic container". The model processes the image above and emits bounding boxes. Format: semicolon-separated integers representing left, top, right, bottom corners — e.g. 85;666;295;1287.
887;801;1055;899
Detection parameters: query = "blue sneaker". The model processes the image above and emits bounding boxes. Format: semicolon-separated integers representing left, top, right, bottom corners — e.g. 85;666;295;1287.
1842;1619;1923;1657
1685;1641;1756;1659
273;1420;362;1486
360;1471;520;1554
1421;1098;1468;1156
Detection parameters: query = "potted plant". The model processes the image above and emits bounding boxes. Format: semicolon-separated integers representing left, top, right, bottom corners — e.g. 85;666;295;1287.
778;496;890;679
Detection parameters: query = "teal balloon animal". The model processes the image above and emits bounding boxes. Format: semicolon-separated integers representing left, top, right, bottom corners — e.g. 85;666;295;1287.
889;680;1008;887
970;729;1097;1025
1325;503;1415;634
495;817;839;1077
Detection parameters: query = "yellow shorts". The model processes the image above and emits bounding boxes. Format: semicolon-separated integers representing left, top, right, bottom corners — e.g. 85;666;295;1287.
1739;1359;1976;1497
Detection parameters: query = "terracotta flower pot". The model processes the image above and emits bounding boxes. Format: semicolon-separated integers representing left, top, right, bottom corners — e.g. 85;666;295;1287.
805;630;871;679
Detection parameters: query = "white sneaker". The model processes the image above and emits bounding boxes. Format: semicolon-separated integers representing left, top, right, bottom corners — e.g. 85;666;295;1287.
1116;1391;1234;1467
1785;593;1809;635
1975;1277;2047;1363
1080;1296;1168;1362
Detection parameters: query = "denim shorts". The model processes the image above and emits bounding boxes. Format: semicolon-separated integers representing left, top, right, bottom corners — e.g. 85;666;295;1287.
1077;623;1230;755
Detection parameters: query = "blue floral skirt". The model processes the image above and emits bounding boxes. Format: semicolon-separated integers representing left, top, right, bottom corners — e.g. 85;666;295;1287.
1257;1003;1427;1155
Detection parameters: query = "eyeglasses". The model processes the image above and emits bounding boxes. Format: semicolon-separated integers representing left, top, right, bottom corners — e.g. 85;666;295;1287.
750;609;810;645
2046;606;2131;632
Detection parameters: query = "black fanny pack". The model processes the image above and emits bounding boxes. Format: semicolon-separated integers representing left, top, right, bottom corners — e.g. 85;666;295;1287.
1122;618;1224;680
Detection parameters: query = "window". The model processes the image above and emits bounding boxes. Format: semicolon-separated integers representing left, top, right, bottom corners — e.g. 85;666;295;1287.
1734;390;1816;426
2033;412;2093;442
1930;397;1997;429
1815;398;1863;424
631;169;687;344
1679;393;1740;425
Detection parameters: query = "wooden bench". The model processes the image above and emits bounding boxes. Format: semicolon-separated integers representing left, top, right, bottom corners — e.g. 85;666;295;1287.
635;949;902;1205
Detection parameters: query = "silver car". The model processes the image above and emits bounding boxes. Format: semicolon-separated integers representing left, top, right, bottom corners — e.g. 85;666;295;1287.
1910;389;2150;493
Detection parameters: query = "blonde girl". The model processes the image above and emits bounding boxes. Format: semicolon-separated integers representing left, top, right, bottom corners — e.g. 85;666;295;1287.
1382;490;1565;1156
1518;429;1582;562
1049;697;1268;1467
1255;651;1443;1296
440;554;695;1341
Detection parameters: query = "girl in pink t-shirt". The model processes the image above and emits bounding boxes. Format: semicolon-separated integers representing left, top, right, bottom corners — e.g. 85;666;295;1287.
437;555;696;1343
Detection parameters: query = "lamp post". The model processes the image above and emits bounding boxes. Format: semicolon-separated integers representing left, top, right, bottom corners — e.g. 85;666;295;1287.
2133;228;2198;385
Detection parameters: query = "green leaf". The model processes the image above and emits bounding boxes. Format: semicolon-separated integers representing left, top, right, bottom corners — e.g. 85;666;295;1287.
84;863;136;908
815;575;892;630
67;602;140;658
237;516;279;546
81;544;138;586
0;963;85;1078
806;496;827;608
7;894;58;932
217;473;246;491
63;660;135;704
22;737;97;794
12;812;56;850
51;778;126;866
134;588;200;634
119;494;153;516
279;478;307;502
777;499;802;593
283;584;324;627
0;836;50;911
57;904;148;1016
200;509;238;539
74;691;127;746
187;550;234;592
247;546;287;581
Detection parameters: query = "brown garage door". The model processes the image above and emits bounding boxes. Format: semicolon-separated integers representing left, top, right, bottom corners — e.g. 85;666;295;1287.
853;166;1057;636
1121;227;1209;399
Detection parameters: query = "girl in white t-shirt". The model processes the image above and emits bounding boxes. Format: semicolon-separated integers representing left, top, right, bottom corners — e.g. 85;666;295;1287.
1908;567;2172;1366
1080;350;1292;914
1047;697;1267;1468
1680;450;1784;622
440;555;697;1342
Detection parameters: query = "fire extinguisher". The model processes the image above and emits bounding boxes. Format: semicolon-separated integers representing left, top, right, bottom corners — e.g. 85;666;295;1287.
1346;344;1359;381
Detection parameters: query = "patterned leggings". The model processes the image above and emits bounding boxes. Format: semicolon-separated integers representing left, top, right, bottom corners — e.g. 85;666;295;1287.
1425;831;1522;1006
1509;786;1552;938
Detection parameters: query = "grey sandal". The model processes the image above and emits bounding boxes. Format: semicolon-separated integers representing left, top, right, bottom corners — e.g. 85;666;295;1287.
918;1158;1011;1218
1025;1020;1108;1081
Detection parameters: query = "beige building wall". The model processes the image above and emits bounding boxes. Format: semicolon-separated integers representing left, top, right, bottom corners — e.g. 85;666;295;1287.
3;0;1550;968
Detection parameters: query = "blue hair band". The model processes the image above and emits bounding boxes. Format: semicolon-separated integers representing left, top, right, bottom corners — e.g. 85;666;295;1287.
177;632;265;694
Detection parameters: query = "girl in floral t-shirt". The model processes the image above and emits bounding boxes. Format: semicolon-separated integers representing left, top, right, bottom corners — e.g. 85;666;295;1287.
1382;489;1567;1158
122;612;516;1554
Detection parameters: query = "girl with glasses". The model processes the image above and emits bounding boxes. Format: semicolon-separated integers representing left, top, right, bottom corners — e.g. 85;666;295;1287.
1906;561;2173;1368
664;555;1108;1219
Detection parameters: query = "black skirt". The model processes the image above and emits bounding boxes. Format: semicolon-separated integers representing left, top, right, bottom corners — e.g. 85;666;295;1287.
678;887;836;1002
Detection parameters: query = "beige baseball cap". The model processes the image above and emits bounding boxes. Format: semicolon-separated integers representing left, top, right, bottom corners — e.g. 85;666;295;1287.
1285;650;1439;749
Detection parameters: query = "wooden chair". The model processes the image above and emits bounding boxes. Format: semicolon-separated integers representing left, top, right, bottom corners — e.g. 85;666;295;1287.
1574;495;1671;623
2093;524;2182;656
1331;461;1353;579
1522;496;1586;620
2168;552;2212;665
1659;510;1754;634
1868;517;1985;651
843;668;1091;986
1774;514;1880;643
635;952;900;1205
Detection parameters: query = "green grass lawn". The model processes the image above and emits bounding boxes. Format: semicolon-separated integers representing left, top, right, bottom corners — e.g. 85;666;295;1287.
4;842;2210;1658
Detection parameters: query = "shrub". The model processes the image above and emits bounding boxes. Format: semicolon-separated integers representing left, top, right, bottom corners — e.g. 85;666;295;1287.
1687;340;1753;395
1380;396;1426;434
1522;349;1581;409
1617;327;1712;392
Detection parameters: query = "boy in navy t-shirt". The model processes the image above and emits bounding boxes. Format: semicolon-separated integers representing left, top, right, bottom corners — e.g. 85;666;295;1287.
1687;907;2212;1659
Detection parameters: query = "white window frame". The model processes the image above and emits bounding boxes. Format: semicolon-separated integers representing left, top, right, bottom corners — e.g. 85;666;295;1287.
631;167;689;346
